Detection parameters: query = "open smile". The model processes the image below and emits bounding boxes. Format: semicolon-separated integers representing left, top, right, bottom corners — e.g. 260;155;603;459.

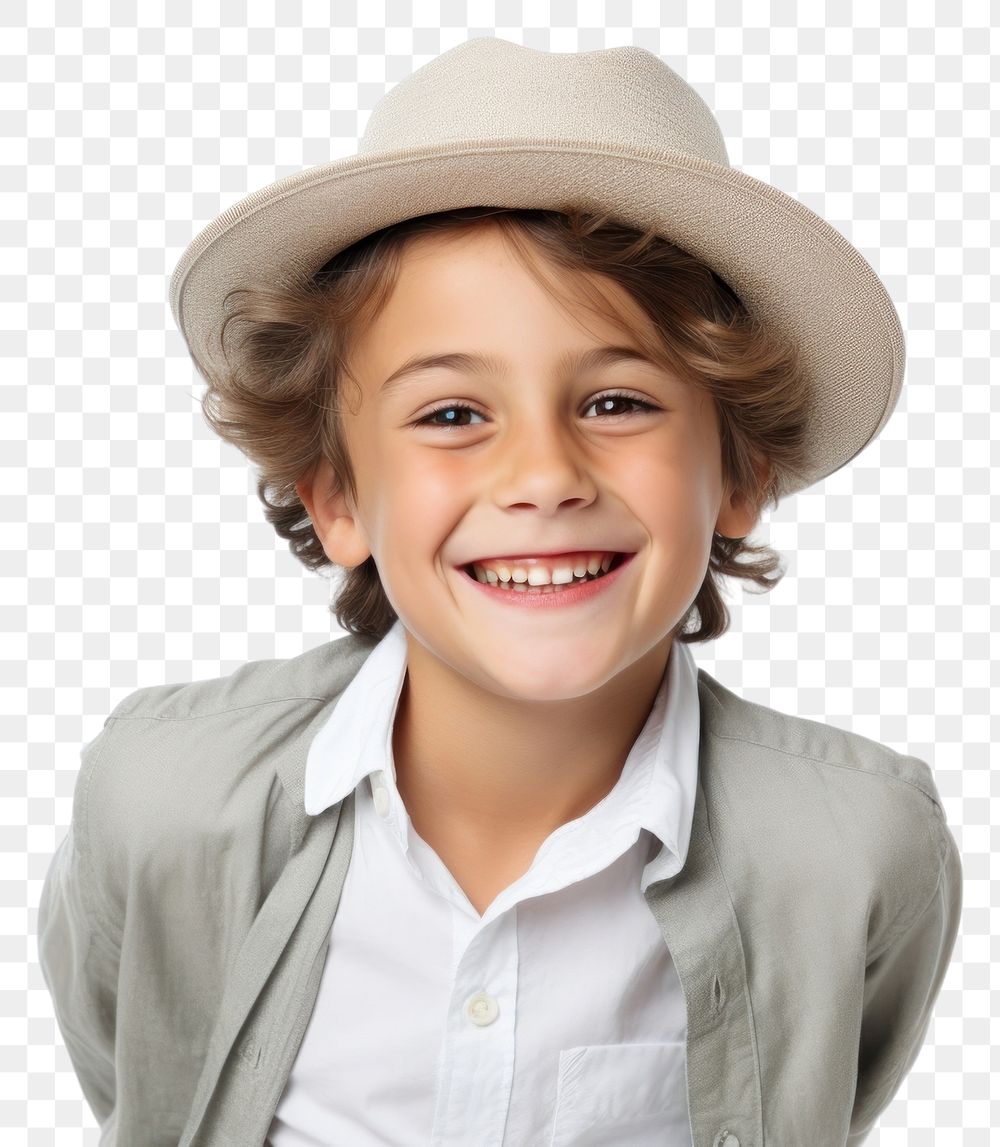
458;552;634;609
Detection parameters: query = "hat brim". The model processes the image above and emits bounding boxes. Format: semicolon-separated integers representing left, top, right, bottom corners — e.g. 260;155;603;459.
170;140;905;502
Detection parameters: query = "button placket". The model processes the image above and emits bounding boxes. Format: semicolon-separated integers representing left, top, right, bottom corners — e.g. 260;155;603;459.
433;913;516;1143
370;771;390;818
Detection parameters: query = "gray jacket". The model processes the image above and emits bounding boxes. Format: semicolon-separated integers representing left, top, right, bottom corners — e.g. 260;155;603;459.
37;631;963;1146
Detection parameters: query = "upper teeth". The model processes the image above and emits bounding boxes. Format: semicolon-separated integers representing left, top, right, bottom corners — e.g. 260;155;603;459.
469;552;617;586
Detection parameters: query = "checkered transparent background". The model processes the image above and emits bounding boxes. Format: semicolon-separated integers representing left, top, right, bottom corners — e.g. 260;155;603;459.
6;2;994;1143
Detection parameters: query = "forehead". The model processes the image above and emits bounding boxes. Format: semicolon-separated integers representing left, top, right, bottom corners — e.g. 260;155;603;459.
360;225;655;353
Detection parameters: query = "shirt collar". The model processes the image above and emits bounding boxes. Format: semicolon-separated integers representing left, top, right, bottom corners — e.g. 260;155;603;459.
303;619;700;886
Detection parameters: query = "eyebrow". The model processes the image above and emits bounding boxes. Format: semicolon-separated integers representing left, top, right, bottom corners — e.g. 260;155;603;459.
377;345;665;396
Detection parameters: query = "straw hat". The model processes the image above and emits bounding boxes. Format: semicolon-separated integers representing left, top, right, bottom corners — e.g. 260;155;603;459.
169;36;905;501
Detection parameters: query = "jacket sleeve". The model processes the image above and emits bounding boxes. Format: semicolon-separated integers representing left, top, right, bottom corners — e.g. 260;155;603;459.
37;722;124;1131
846;810;963;1145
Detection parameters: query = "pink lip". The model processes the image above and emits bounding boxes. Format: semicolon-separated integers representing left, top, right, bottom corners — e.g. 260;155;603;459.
459;552;634;609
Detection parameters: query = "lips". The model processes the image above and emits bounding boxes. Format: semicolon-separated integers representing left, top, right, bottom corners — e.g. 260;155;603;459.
460;550;635;606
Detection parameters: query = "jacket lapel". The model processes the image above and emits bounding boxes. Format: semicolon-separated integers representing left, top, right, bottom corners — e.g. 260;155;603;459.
179;790;357;1146
643;674;763;1144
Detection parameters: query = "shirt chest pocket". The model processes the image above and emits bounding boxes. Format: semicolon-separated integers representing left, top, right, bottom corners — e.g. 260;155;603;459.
549;1041;690;1147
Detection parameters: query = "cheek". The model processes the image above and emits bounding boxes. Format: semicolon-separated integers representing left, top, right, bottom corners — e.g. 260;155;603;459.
630;457;720;556
367;451;461;548
392;448;471;507
624;448;715;509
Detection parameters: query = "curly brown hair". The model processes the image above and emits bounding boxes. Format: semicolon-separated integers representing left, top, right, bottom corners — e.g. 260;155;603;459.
196;205;812;643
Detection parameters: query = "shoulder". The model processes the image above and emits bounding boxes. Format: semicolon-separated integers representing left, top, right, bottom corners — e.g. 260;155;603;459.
75;632;380;906
694;668;956;941
696;667;943;811
103;630;379;723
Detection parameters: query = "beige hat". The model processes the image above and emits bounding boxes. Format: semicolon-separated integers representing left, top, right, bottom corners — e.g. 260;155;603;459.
169;35;905;501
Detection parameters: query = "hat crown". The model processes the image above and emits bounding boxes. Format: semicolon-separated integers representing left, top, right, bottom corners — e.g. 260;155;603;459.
359;36;730;166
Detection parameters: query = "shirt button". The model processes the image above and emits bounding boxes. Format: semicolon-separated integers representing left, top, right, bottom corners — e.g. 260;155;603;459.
465;992;499;1026
371;774;390;818
713;1132;740;1147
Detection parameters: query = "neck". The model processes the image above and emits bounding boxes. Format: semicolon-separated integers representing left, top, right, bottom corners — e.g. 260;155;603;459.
390;633;674;856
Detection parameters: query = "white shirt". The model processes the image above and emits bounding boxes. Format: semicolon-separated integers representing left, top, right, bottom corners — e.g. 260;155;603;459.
267;619;700;1147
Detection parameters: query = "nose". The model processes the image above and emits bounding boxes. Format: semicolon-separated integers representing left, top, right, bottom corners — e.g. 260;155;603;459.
490;414;599;513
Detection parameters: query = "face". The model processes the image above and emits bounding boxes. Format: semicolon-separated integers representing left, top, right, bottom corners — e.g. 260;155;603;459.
297;226;761;704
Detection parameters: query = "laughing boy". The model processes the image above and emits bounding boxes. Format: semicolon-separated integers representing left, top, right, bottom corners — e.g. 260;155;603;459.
39;38;962;1146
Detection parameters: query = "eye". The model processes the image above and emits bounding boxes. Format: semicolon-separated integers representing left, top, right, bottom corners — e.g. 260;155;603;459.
582;392;659;419
414;403;487;429
412;392;658;430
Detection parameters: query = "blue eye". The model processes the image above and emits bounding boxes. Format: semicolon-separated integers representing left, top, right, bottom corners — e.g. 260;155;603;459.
413;392;658;429
414;404;486;429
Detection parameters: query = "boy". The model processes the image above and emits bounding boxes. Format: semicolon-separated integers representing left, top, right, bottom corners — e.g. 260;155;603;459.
37;37;962;1146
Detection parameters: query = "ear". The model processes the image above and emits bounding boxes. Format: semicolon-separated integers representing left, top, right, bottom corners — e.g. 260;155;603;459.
295;456;372;568
714;456;771;541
